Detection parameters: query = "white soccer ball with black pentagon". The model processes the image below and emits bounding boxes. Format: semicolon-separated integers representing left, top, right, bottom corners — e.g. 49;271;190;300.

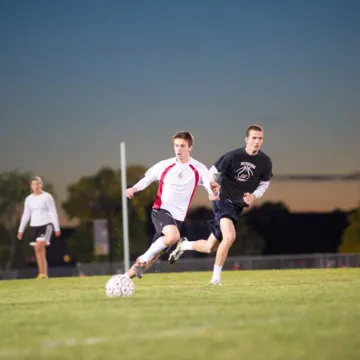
105;274;135;297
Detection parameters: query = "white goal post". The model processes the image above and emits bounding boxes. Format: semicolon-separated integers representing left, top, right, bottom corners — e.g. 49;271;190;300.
120;142;130;272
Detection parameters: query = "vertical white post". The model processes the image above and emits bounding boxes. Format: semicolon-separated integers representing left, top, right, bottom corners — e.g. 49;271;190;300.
120;142;130;272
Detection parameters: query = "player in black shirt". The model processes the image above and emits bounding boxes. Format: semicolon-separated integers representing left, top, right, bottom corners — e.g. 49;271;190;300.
168;125;273;285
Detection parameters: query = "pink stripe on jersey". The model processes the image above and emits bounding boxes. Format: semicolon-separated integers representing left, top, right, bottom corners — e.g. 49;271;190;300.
186;164;200;214
153;163;176;209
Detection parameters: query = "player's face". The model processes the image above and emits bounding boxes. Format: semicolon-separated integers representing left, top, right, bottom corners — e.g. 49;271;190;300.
245;130;264;153
173;138;192;162
30;180;42;193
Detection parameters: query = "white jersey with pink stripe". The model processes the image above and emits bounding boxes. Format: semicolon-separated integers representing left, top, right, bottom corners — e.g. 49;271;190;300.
137;157;213;221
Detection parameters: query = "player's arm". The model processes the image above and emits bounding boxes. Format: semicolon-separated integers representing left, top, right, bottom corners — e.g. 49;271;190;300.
198;164;220;201
17;197;31;239
244;180;271;206
252;181;271;199
125;162;161;199
209;152;230;181
208;165;220;182
47;193;61;237
245;158;273;205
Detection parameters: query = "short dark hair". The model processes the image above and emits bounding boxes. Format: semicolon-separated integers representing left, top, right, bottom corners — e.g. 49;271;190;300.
246;125;264;137
172;131;194;147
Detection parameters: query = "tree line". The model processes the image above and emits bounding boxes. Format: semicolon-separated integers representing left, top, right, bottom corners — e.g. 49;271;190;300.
0;168;359;270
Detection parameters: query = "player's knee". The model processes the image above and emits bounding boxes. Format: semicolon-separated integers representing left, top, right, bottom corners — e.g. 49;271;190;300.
35;242;45;253
205;243;217;254
222;233;235;247
209;247;216;254
168;232;180;243
162;228;180;245
203;244;213;254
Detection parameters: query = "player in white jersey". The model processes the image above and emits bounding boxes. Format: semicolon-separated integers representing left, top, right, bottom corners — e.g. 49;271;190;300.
123;131;220;279
17;176;61;279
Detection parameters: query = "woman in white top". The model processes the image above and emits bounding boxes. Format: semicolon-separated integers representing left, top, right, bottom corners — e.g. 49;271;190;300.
17;176;61;279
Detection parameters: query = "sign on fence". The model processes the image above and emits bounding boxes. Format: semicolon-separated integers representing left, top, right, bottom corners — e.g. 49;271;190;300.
93;219;109;256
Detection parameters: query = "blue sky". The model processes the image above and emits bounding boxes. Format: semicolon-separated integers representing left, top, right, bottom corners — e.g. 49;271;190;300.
1;0;359;212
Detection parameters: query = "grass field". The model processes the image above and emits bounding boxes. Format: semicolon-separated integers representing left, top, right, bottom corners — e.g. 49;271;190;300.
0;269;360;360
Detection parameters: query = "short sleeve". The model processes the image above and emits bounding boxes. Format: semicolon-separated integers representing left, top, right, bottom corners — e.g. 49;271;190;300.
196;163;213;195
213;153;230;173
144;161;164;181
262;158;273;181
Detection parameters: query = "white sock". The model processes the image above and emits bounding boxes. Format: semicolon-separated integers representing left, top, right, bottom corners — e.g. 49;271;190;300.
140;237;167;263
180;240;193;251
212;265;222;281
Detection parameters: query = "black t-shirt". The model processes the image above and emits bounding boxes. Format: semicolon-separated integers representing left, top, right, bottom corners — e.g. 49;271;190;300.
213;147;273;207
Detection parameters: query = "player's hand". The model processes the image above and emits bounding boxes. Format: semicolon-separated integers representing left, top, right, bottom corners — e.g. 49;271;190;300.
55;231;61;238
243;192;256;206
17;232;23;240
210;181;221;195
209;193;219;201
125;187;137;199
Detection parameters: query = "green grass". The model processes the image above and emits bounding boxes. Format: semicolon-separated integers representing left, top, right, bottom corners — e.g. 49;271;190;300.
0;269;360;360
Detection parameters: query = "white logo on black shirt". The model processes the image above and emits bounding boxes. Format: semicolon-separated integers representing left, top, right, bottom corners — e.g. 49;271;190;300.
236;162;256;182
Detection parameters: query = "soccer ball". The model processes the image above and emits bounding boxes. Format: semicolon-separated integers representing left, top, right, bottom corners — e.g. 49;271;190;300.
105;274;135;297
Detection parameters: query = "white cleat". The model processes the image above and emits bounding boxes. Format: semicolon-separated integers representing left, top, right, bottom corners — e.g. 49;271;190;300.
209;279;222;286
168;237;186;264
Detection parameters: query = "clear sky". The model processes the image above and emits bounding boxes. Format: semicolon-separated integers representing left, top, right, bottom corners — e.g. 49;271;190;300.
1;0;359;219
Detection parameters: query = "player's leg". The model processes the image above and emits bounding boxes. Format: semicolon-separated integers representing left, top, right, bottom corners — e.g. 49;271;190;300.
210;217;236;285
207;199;241;285
169;201;223;264
189;234;219;253
135;224;180;277
29;226;48;278
33;243;42;275
34;241;48;278
181;233;220;253
139;224;180;263
35;224;52;278
126;253;161;279
168;233;219;264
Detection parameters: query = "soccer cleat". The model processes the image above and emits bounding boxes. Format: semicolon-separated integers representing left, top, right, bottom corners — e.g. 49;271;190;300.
134;261;147;279
36;274;48;279
168;237;186;264
209;279;222;286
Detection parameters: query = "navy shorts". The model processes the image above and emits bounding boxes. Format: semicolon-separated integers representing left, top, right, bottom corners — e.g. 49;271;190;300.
208;199;244;241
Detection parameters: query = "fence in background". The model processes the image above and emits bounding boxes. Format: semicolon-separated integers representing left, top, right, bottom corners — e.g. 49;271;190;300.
1;252;360;280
